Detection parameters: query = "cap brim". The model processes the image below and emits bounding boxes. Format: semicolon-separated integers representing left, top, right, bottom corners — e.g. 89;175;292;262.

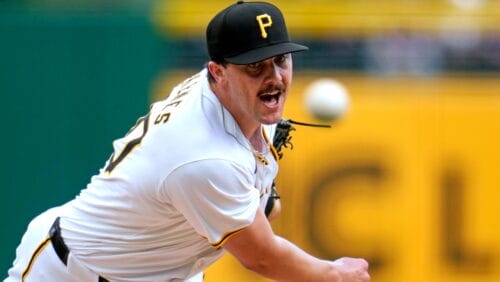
224;42;308;65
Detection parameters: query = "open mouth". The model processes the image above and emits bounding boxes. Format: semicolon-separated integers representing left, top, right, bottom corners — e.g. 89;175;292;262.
258;90;281;107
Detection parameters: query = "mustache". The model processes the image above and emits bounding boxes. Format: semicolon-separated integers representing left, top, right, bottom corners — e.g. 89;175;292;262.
258;83;286;95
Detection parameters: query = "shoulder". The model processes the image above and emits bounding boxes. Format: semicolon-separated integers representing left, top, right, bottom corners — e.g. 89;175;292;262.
162;158;258;206
168;158;254;189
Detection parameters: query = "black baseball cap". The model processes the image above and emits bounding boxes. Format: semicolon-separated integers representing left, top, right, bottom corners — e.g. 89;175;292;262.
206;1;308;64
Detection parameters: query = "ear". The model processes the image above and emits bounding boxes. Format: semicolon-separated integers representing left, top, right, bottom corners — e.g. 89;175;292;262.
207;61;225;83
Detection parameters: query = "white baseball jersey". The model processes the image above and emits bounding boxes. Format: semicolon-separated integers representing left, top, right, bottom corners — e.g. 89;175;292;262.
57;69;279;281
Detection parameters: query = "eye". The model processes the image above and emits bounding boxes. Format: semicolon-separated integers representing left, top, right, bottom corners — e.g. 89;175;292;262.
245;62;263;75
275;54;288;65
247;62;262;70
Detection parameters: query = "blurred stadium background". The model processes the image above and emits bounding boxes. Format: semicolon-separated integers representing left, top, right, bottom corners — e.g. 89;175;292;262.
1;0;499;281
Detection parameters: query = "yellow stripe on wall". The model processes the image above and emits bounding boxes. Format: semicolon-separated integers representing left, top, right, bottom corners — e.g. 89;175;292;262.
152;0;500;38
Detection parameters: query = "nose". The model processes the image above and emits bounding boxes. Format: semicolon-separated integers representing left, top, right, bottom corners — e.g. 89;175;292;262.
272;62;283;81
264;60;283;85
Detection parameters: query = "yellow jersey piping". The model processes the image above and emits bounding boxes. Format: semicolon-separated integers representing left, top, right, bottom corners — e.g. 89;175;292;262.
21;236;51;281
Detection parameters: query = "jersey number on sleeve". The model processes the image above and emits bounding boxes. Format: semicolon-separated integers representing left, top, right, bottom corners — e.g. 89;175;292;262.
103;72;201;173
104;114;150;173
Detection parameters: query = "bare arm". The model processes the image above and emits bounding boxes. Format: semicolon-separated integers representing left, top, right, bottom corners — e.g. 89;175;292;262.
223;208;370;282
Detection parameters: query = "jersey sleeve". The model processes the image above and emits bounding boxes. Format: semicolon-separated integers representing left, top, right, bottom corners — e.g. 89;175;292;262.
163;159;260;247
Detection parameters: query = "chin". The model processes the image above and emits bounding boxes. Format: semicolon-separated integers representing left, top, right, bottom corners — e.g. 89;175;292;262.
260;114;282;125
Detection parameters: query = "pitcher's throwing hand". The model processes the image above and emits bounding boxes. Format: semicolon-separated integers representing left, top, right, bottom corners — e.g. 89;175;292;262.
331;257;371;282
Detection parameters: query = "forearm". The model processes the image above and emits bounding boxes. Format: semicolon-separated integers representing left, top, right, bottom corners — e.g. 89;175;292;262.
225;209;341;281
248;235;340;282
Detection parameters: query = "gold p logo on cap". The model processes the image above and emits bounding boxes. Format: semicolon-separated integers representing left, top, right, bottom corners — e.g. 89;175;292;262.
256;14;272;39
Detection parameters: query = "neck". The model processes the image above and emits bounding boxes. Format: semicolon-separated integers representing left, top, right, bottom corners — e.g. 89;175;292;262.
248;126;264;152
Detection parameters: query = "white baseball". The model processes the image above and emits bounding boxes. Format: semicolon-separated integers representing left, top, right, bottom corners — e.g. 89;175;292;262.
304;78;350;122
